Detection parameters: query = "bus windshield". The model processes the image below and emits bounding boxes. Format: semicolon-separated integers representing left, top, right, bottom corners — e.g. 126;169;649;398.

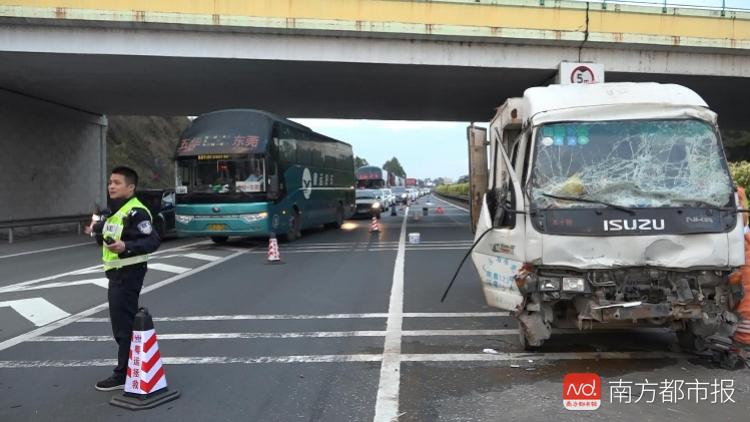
530;119;733;209
177;155;266;195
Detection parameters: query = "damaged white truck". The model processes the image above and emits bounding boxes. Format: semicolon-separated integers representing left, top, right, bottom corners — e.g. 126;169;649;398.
468;82;746;358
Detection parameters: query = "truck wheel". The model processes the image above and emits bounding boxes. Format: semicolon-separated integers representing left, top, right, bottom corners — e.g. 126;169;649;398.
677;322;708;353
519;328;543;352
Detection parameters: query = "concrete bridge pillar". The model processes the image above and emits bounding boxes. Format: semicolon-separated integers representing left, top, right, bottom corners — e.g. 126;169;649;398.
0;89;107;222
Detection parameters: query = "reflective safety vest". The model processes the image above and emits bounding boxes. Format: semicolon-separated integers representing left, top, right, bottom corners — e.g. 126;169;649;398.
102;197;153;271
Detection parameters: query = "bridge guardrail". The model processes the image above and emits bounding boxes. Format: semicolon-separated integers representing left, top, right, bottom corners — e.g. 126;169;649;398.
0;215;91;244
574;0;749;14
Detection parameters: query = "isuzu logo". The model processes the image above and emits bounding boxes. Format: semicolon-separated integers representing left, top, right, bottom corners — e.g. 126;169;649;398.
603;218;665;232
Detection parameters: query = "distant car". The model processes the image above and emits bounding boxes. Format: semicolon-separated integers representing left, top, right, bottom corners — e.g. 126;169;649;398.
382;188;395;207
378;189;394;209
136;189;176;239
406;188;418;201
355;189;383;218
391;186;408;205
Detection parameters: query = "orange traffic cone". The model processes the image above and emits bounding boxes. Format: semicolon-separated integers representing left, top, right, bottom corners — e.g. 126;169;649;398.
267;234;282;263
110;308;180;410
731;233;750;346
369;216;380;233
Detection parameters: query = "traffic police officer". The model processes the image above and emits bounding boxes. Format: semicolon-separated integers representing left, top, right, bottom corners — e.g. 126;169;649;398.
86;166;161;391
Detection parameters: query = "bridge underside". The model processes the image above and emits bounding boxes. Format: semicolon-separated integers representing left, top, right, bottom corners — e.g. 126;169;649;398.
2;51;749;128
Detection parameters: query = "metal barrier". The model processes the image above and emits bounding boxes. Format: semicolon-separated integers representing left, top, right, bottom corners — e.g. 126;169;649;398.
0;215;91;244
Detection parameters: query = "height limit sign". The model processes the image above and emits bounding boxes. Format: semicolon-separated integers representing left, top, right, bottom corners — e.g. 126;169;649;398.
557;62;604;85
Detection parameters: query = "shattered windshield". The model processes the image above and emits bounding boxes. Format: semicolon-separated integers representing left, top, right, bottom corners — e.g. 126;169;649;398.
530;119;733;209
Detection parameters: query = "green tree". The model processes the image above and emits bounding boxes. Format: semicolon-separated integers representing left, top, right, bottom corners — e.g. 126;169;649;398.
721;129;750;162
383;157;406;178
354;156;369;169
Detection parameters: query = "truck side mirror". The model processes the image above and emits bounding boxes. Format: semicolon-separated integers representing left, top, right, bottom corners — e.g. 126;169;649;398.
268;175;280;200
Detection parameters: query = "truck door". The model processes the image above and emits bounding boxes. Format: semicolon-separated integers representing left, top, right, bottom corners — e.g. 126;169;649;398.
471;129;527;312
467;124;488;233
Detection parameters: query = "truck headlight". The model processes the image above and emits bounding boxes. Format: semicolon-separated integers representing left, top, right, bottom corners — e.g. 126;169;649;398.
539;278;560;292
176;214;193;224
240;212;268;223
372;202;381;209
562;277;585;292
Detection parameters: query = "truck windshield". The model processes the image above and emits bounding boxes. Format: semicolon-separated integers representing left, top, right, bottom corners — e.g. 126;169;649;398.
177;155;266;195
530;119;733;209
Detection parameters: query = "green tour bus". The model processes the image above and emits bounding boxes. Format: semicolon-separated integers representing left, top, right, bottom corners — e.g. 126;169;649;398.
174;109;356;242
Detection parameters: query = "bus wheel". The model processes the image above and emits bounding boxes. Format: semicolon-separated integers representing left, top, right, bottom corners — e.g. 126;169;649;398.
282;212;301;242
326;206;344;229
210;236;229;244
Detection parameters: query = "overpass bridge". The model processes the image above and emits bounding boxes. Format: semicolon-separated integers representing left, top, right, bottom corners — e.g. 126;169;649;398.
0;0;749;220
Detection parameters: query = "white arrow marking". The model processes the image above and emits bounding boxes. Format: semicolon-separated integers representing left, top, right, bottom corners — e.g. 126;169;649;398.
0;298;70;326
148;263;190;274
182;253;221;261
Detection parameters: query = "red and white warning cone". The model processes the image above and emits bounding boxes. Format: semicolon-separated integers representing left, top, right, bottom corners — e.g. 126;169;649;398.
110;307;180;410
267;234;282;263
369;216;380;233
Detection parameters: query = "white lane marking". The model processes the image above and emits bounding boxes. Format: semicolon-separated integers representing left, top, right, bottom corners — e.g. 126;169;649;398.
0;298;70;326
0;278;109;293
68;267;104;275
400;351;687;362
0;350;688;369
77;312;510;323
182;253;221;262
0;242;93;259
248;246;476;254
0;250;246;352
428;196;470;213
401;329;518;336
148;263;191;274
31;329;522;342
32;331;388;341
374;206;408;422
0;240;207;293
403;312;509;318
0;355;383;369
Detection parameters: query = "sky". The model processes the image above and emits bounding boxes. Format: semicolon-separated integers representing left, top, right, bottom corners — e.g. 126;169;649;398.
291;119;469;181
290;0;742;182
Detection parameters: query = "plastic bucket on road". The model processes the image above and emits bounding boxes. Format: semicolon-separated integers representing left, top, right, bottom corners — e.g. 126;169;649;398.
408;233;420;244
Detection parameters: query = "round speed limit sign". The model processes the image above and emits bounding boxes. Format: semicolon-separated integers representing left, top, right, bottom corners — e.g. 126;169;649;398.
570;65;596;84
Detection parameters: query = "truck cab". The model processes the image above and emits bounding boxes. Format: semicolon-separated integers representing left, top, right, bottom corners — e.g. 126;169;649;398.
470;82;745;350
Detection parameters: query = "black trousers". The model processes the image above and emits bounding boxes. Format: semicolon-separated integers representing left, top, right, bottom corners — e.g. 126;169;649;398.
106;265;146;377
